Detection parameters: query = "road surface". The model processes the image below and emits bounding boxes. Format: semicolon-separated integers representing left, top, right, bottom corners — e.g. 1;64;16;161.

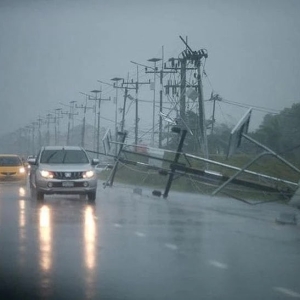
0;180;299;299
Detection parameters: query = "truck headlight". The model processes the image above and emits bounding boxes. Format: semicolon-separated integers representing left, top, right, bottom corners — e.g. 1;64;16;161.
40;170;54;179
83;170;95;178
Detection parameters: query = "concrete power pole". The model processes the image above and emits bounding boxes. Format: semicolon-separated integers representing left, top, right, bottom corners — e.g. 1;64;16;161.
89;89;110;156
77;94;94;148
45;113;54;145
53;108;62;146
120;86;128;133
145;54;176;148
110;77;123;156
37;116;44;149
124;64;151;150
147;58;161;147
31;121;37;154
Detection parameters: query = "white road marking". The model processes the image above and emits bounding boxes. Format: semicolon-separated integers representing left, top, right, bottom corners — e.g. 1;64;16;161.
208;260;228;269
165;243;178;250
135;231;146;237
273;287;300;298
114;223;122;228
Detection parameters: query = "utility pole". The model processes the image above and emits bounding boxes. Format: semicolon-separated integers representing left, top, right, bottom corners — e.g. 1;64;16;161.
60;107;75;146
31;121;37;154
110;77;123;156
124;64;152;150
148;58;161;147
90;89;110;156
120;86;128;133
69;100;77;143
45;113;54;145
162;36;209;158
25;125;31;155
77;94;94;148
209;93;222;135
59;101;79;145
37;116;44;149
144;54;176;148
53;108;63;146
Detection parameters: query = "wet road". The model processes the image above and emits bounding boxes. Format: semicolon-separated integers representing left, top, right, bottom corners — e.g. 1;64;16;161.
0;180;300;300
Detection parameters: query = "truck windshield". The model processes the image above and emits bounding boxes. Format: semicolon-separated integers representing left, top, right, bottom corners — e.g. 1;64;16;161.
40;150;89;164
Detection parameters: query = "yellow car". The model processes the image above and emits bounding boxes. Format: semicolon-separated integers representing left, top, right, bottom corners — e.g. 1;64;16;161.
0;154;27;183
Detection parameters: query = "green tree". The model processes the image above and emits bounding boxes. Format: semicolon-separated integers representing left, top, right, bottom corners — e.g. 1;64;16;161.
252;103;300;164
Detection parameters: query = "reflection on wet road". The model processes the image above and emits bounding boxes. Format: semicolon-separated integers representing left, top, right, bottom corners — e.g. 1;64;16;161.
0;181;300;299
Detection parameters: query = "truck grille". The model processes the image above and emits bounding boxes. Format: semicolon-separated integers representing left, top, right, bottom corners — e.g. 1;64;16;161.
1;172;16;176
53;172;84;179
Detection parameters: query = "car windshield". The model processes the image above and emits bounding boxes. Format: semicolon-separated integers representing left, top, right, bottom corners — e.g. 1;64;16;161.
40;150;89;164
0;156;22;166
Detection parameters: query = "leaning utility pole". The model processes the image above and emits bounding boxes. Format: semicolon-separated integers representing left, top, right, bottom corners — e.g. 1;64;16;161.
120;86;128;133
109;77;123;156
209;93;222;135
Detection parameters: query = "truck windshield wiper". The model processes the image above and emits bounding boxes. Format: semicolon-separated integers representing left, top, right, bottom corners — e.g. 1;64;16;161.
45;151;58;163
62;152;67;163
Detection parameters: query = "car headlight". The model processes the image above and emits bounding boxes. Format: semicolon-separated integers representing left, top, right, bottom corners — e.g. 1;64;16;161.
19;167;26;174
40;170;54;179
83;170;95;178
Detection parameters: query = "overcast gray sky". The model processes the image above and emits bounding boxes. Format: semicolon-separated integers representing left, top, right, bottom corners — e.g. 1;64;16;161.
1;0;300;141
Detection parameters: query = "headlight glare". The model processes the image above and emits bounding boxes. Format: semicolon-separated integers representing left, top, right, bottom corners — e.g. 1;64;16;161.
40;170;54;179
83;170;95;178
19;167;26;174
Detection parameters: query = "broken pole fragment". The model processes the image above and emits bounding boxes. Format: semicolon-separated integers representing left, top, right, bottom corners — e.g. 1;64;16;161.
163;128;187;198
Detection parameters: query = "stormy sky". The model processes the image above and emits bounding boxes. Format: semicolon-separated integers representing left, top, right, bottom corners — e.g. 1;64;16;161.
0;0;300;142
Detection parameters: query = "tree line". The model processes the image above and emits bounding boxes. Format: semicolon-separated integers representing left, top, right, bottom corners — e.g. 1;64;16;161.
165;103;300;166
